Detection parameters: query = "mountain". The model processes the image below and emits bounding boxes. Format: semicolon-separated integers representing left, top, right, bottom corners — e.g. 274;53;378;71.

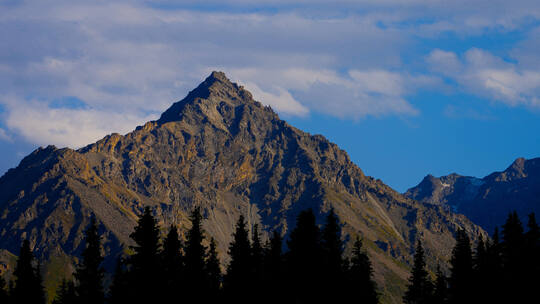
405;157;540;233
0;72;484;303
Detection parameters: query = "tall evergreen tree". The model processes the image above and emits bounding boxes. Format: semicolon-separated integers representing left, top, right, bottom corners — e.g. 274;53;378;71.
52;279;77;304
108;258;129;304
448;229;473;304
224;215;252;303
346;238;378;304
262;230;283;304
184;207;207;302
285;209;322;304
74;218;105;304
501;211;525;302
524;213;540;300
321;209;345;301
250;224;264;299
127;206;163;304
11;240;45;304
205;238;222;301
432;265;447;304
403;239;432;304
472;234;489;303
162;225;184;301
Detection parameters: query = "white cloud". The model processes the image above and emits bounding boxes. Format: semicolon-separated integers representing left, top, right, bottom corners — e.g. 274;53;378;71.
0;0;539;147
0;128;11;142
427;48;540;108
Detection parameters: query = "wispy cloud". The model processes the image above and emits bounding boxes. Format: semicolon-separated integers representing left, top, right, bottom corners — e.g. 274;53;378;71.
0;0;539;147
427;48;540;108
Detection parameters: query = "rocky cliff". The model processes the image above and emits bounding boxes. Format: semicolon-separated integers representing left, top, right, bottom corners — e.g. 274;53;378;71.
405;157;540;233
0;72;484;303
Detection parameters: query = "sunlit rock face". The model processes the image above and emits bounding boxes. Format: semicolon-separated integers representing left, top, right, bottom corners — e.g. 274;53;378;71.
0;72;483;303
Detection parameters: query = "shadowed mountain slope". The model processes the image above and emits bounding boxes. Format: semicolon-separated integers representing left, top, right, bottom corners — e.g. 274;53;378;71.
405;157;540;233
0;72;484;303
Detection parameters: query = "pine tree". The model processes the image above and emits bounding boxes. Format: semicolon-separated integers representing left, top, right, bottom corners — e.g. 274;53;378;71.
127;206;163;304
403;239;432;304
501;211;525;302
184;207;207;302
448;229;473;304
74;218;105;304
262;230;283;304
162;225;184;301
347;238;378;304
432;265;447;304
473;234;488;303
52;279;77;304
108;257;129;304
11;240;45;304
321;209;345;301
524;213;540;301
285;209;322;304
250;224;264;299
224;215;251;303
205;238;222;301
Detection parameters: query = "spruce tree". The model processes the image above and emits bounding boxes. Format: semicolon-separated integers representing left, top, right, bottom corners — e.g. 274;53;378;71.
205;238;222;301
224;215;251;303
262;230;283;304
524;213;539;301
403;239;432;304
108;257;129;304
321;209;344;301
501;211;525;302
52;279;77;304
162;225;184;301
11;240;45;304
432;265;447;304
285;209;322;304
75;218;105;304
473;234;488;303
448;229;473;304
347;238;378;304
128;206;163;304
250;224;264;299
184;207;207;302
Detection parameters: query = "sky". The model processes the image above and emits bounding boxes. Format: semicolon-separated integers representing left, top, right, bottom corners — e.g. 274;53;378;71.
1;0;540;192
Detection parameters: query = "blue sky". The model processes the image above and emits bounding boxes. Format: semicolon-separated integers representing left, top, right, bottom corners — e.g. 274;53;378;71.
1;0;539;192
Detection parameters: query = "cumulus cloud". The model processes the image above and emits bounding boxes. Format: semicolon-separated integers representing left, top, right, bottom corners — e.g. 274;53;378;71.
0;0;539;148
427;48;540;108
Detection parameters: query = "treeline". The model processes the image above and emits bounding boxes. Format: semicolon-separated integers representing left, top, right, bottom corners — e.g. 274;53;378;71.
404;211;540;304
0;207;379;304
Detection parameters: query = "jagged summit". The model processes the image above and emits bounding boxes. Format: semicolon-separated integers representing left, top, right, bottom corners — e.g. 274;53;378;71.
0;72;484;304
158;71;257;124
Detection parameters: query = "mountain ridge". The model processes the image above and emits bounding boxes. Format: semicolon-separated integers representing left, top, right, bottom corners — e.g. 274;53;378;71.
0;72;484;303
405;156;540;233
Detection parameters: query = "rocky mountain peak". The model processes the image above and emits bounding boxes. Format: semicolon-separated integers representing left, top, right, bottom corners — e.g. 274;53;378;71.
158;71;258;124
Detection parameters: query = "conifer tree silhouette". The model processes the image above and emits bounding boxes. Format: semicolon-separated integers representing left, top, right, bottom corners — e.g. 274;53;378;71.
127;206;163;304
184;207;207;302
286;209;321;304
524;213;539;301
75;218;105;304
205;238;222;301
52;279;77;304
11;240;45;304
501;211;525;302
250;224;264;299
108;257;129;304
432;265;447;304
162;225;184;302
224;215;252;303
321;209;344;301
448;229;473;304
347;238;378;304
262;230;283;304
403;239;432;304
